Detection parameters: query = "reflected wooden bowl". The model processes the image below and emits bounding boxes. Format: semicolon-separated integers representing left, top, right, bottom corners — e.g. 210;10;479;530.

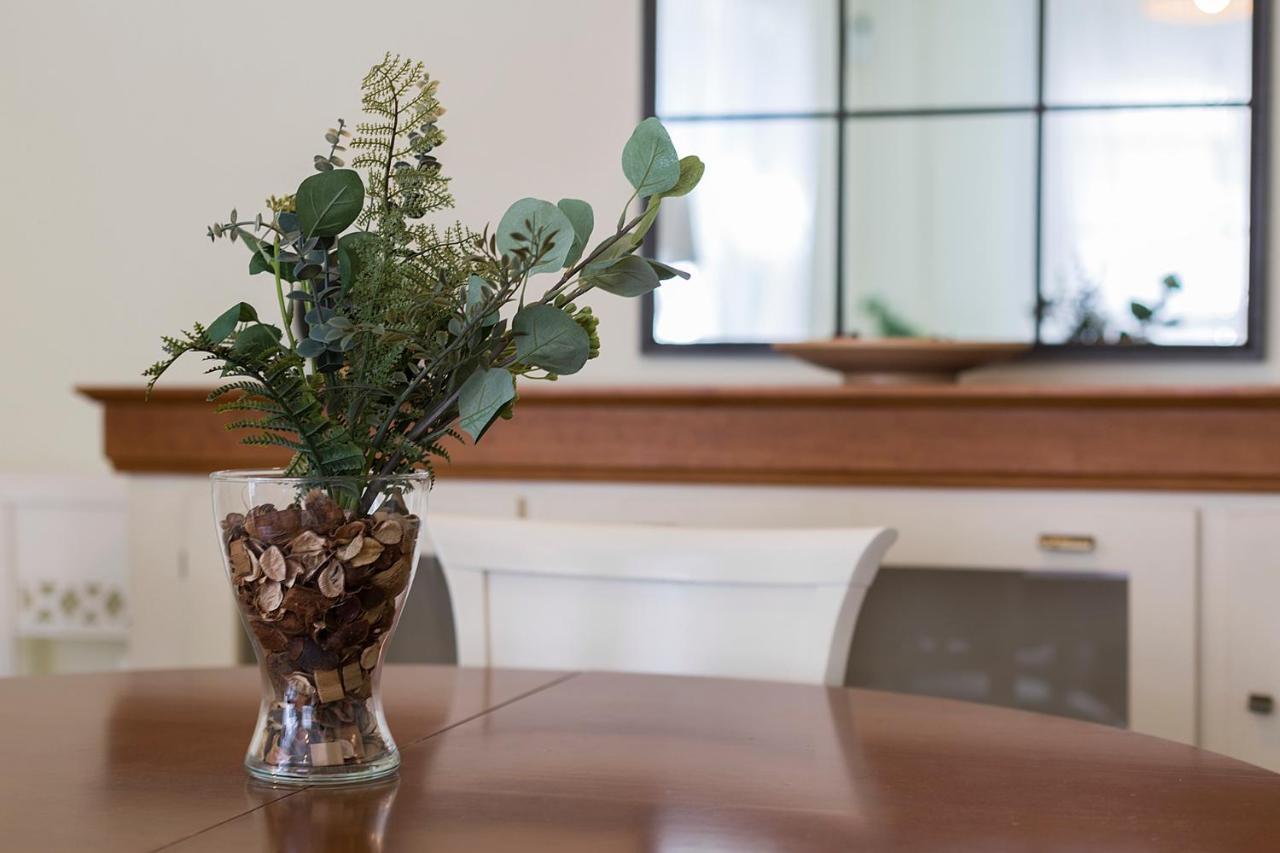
772;338;1032;385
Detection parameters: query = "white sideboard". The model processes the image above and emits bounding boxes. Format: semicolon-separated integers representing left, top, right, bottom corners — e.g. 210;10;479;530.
118;475;1280;772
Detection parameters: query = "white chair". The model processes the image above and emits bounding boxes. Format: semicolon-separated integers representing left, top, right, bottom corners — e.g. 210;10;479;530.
429;515;896;686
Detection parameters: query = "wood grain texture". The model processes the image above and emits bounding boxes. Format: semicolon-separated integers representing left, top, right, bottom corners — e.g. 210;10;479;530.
79;384;1280;491
0;666;562;853
136;669;1280;852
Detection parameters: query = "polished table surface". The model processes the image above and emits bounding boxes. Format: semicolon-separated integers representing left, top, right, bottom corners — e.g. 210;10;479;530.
2;666;1279;852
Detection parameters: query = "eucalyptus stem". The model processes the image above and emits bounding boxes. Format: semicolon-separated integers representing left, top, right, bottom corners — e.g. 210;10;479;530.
273;236;296;349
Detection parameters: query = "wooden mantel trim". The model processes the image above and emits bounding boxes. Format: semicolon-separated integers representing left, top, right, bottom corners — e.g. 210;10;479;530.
79;384;1280;492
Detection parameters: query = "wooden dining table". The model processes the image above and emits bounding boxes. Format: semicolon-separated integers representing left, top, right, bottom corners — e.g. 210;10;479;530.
2;665;1279;852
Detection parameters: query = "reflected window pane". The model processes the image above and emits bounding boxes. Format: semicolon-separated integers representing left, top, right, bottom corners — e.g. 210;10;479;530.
1040;108;1251;346
844;115;1037;341
845;0;1039;110
653;120;837;345
656;0;837;116
1045;0;1253;106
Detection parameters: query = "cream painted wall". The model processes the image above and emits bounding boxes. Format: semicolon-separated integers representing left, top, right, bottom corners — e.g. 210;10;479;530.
1;0;1277;474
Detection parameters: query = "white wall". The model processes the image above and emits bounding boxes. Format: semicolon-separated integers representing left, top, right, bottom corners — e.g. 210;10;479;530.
2;0;1278;475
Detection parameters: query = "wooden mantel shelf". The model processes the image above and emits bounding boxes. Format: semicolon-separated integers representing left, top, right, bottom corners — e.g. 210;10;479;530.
79;384;1280;491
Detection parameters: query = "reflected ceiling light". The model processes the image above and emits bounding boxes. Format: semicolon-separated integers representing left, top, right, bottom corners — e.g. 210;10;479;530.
1144;0;1251;22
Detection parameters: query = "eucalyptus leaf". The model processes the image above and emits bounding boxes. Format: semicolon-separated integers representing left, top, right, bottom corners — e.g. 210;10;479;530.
496;198;576;275
467;275;499;326
556;198;594;268
296;338;326;358
313;324;346;343
248;240;297;281
295;169;365;238
646;258;690;281
458;367;515;441
305;306;335;325
208;302;258;343
583;255;661;297
621;118;679;198
660;155;705;199
512;304;589;375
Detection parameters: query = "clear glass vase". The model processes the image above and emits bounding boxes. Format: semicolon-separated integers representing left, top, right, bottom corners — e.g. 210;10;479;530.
211;470;428;785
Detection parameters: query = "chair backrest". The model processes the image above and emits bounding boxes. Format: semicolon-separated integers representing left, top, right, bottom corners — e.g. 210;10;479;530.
429;515;896;686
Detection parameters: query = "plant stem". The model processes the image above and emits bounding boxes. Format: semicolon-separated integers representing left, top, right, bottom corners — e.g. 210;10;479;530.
540;210;647;304
273;237;296;348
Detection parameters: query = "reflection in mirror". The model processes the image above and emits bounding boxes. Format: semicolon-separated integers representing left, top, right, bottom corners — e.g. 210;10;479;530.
844;115;1037;341
1045;0;1253;106
653;120;838;345
656;0;837;116
1040;108;1251;346
844;0;1039;110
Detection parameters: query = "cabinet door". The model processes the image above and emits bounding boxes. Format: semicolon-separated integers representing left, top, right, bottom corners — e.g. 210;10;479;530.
1202;507;1280;771
126;477;240;668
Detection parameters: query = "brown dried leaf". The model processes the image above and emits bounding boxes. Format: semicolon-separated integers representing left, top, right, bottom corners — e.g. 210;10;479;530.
371;557;411;598
260;546;287;582
285;672;314;700
338;534;365;562
245;504;301;544
318;561;345;598
350;537;385;568
284;558;304;588
250;621;289;652
246;549;263;583
302;489;345;531
360;639;384;670
289;530;326;555
372;519;403;546
334;521;365;543
282;585;330;622
257;580;283;613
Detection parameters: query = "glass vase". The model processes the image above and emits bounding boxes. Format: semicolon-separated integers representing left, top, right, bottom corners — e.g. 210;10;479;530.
211;470;428;785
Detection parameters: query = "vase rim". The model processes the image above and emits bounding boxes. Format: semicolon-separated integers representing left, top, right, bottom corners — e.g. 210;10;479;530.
209;468;433;485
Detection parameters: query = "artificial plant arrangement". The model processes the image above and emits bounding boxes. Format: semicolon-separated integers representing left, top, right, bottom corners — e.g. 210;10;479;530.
147;54;702;784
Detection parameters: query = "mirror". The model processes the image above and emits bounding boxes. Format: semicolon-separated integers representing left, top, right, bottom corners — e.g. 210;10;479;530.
648;0;1261;353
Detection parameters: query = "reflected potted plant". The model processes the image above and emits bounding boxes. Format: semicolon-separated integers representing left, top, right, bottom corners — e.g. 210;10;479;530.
145;54;702;785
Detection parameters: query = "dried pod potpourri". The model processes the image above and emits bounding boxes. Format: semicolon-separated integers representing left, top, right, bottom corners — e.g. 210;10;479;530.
213;472;426;785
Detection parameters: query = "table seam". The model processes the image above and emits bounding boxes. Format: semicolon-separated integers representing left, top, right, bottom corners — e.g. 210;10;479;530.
148;670;581;852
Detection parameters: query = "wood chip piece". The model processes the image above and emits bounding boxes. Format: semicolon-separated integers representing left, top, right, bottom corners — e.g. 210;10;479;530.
228;539;251;577
308;740;345;767
260;546;287;581
314;668;345;704
338;725;365;761
341;660;364;693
